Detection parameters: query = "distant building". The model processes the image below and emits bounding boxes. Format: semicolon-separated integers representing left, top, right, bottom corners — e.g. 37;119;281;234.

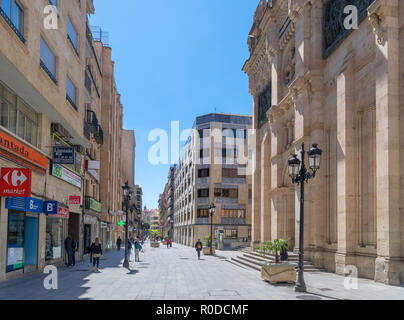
173;113;253;249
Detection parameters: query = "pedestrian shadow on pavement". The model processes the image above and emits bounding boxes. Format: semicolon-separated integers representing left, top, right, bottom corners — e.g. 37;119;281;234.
126;269;139;275
0;249;142;300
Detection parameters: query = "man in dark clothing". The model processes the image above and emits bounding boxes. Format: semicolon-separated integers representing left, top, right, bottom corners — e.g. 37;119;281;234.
64;233;74;266
195;239;203;260
90;238;103;272
116;237;122;251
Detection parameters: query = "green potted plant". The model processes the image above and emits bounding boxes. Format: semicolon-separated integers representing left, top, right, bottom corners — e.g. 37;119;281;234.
260;237;296;284
203;235;215;255
150;229;160;247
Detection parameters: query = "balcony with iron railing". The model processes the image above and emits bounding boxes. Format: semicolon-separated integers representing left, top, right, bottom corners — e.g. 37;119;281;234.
94;124;104;145
84;120;90;141
85;196;102;214
85;71;92;98
85;22;102;76
87;110;99;134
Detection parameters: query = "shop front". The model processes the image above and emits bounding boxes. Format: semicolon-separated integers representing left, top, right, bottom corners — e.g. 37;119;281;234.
83;213;98;255
5;197;42;274
100;221;108;250
45;206;69;265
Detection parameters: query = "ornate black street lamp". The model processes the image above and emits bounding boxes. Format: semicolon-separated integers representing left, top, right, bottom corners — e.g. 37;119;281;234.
122;181;133;269
288;143;322;293
209;202;216;255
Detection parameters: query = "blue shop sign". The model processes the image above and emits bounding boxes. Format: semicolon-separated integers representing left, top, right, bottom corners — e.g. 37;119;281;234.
6;197;43;213
43;201;58;214
52;146;75;165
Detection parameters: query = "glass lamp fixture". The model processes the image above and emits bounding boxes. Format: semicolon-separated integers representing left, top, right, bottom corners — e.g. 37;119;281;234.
288;154;301;179
307;144;322;171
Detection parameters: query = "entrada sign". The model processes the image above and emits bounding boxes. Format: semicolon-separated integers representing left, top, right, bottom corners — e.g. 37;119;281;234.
0;168;32;197
0;131;48;170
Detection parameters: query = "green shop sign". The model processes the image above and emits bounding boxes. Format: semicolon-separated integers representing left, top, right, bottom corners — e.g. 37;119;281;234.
90;198;102;213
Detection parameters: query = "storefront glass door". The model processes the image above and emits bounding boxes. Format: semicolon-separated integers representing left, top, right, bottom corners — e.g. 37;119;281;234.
24;216;38;269
7;211;25;272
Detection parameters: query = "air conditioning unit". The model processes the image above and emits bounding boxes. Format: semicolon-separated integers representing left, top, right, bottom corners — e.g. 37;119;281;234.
51;123;72;140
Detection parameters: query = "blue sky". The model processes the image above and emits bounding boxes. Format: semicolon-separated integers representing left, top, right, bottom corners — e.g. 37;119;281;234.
90;0;257;209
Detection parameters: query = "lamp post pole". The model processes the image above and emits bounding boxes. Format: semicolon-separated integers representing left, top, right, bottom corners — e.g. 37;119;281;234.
296;144;306;292
123;200;129;268
288;142;322;293
122;181;132;269
209;203;215;255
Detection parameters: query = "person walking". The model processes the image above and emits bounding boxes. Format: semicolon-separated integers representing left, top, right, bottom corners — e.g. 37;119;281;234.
90;238;103;272
64;233;74;267
135;239;142;262
195;239;203;260
166;237;171;249
116;237;122;251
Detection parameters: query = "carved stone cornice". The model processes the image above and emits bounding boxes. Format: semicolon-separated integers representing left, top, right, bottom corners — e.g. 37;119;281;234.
367;0;387;46
288;0;313;22
288;0;303;23
279;19;296;51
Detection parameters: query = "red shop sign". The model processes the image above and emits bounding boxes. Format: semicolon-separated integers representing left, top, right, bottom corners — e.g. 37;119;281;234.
0;168;32;197
69;195;81;205
57;207;69;219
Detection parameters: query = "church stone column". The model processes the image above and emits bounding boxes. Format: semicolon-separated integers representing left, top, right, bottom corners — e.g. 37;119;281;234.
251;94;261;246
260;127;271;242
368;0;402;285
335;52;356;276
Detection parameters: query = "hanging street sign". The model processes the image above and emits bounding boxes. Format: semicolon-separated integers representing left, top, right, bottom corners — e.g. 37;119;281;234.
52;146;75;165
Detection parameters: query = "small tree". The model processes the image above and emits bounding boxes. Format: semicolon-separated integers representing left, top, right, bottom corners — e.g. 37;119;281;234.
258;238;289;263
203;235;214;248
150;229;160;242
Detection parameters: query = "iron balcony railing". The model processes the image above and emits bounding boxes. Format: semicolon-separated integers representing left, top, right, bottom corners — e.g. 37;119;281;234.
84;119;90;140
86;22;103;76
84;196;102;213
87;66;100;98
85;71;92;96
87;110;99;134
95;125;103;145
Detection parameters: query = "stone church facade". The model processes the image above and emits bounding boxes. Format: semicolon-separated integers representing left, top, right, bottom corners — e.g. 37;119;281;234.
243;0;404;284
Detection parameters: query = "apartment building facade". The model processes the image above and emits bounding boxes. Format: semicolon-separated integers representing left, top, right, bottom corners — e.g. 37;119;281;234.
173;113;252;249
99;42;125;250
143;208;159;232
0;0;134;283
0;0;94;281
121;129;137;236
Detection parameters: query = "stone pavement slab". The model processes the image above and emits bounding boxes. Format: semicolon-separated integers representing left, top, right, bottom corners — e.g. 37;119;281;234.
0;241;401;300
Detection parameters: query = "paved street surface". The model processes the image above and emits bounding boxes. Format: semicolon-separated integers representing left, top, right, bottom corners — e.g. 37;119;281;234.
0;241;403;300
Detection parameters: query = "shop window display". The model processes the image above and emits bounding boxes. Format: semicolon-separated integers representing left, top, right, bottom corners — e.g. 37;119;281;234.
45;217;63;260
7;211;25;272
